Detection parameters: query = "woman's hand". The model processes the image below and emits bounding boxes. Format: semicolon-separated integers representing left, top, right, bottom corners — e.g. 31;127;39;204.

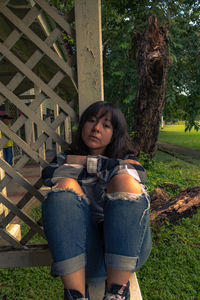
124;159;141;165
66;155;87;166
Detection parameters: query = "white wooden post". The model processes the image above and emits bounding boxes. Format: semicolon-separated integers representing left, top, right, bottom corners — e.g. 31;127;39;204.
65;116;72;144
75;1;143;299
25;119;35;147
75;0;104;116
35;86;46;161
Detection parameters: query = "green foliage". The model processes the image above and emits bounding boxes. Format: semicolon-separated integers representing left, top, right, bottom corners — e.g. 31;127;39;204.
138;151;153;169
184;94;200;131
49;0;74;13
102;1;137;122
48;0;200;129
102;0;200;129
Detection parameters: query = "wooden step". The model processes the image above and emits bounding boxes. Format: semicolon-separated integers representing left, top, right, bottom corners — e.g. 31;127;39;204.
88;273;142;300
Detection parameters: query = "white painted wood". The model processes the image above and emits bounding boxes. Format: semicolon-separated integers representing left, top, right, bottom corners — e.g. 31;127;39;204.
2;5;40;53
0;121;47;166
0;4;77;89
88;279;105;300
0;192;44;236
35;86;46;161
25;118;35;147
130;273;143;300
6;29;62;93
0;81;67;150
1;178;44;231
0;0;77;255
88;273;142;300
33;0;74;37
65;116;72;144
75;0;104;115
0;43;77;121
0;159;44;202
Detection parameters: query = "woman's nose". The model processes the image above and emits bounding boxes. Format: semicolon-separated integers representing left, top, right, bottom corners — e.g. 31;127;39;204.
92;121;101;132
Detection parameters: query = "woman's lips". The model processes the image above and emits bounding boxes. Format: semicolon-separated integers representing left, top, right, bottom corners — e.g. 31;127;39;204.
89;135;99;141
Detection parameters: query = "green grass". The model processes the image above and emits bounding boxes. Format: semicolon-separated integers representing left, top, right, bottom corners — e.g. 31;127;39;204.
137;151;200;299
0;152;199;299
0;267;63;299
137;210;200;300
158;124;200;151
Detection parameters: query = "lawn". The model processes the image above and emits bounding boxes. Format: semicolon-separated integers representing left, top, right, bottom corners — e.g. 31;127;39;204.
137;151;200;300
0;151;199;299
158;124;200;151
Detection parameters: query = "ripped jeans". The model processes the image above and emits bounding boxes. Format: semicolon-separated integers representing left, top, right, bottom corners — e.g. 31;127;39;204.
42;189;152;280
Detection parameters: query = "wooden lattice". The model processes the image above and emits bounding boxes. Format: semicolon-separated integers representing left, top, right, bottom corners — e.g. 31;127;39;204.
0;0;78;267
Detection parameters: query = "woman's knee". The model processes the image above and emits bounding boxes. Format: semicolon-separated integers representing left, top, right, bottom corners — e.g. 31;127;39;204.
55;178;84;195
107;174;142;194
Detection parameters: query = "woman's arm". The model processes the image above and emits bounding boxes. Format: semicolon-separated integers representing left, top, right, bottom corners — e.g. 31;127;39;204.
41;150;80;187
66;155;87;166
43;154;146;187
65;154;145;184
86;154;146;185
42;152;67;186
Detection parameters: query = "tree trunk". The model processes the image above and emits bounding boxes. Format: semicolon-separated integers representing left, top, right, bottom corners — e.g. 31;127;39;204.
132;15;171;157
150;186;200;225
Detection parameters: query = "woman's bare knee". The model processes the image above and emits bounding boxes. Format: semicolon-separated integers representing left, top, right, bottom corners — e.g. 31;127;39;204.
56;178;83;195
107;174;142;194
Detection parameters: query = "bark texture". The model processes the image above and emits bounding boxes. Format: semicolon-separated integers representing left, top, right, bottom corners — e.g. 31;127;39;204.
132;15;171;157
150;186;200;225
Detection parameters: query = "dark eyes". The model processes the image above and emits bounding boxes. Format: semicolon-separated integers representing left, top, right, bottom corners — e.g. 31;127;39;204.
87;118;112;129
87;117;96;122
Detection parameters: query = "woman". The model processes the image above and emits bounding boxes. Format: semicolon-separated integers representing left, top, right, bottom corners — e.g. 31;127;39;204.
42;101;152;300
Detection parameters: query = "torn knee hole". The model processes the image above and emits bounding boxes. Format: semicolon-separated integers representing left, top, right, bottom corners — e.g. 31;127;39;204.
106;192;142;200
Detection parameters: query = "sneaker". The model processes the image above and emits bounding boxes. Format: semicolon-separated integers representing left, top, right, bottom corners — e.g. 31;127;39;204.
103;281;130;300
64;286;89;300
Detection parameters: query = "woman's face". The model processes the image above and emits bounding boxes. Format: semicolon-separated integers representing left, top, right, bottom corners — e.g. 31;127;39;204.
81;110;113;155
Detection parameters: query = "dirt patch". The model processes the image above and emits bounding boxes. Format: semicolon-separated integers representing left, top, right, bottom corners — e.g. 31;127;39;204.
157;141;200;161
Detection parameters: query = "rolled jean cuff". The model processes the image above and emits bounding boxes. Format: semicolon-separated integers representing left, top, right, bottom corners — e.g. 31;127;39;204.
105;253;138;272
51;253;86;277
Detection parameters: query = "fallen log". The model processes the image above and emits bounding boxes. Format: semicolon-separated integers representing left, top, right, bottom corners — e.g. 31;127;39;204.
150;186;200;225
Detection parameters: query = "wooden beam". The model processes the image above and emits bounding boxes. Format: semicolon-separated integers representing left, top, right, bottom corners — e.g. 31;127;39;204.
75;0;104;116
0;245;52;268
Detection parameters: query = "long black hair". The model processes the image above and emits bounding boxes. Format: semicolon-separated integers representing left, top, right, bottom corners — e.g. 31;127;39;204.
71;101;135;158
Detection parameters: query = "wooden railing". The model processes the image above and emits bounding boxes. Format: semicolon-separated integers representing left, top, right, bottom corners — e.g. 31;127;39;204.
0;0;77;265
